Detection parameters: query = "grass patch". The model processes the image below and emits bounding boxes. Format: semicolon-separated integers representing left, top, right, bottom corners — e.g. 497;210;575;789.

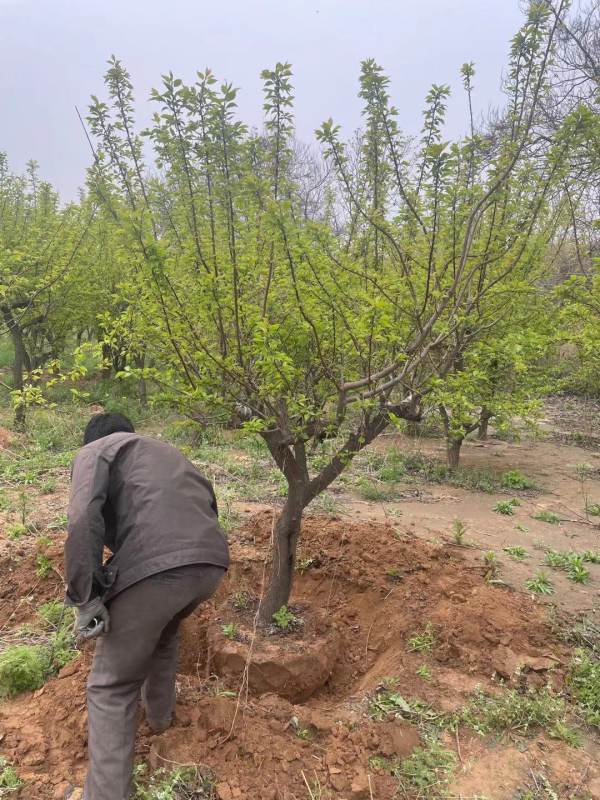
356;479;396;502
533;510;561;525
458;687;579;744
525;571;554;594
493;498;520;515
393;737;456;797
0;645;48;697
0;757;22;792
503;545;528;560
0;602;76;697
408;623;436;654
501;470;536;491
132;764;216;799
568;649;600;728
543;550;595;584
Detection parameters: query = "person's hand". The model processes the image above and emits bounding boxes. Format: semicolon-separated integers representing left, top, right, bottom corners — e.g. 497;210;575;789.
76;597;110;640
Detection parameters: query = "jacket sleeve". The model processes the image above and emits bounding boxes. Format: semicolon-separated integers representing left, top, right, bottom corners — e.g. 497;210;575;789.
64;448;110;606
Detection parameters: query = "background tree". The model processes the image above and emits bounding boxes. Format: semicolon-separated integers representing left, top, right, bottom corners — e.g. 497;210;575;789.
0;156;94;425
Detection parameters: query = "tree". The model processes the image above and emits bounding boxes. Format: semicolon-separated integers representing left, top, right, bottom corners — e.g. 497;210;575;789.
87;3;582;622
0;156;94;426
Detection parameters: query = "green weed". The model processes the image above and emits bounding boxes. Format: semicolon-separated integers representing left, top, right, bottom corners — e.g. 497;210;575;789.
132;764;216;799
221;623;238;640
408;623;436;654
586;503;600;517
38;599;68;628
47;512;68;530
7;523;28;540
0;757;22;792
272;605;298;630
543;550;594;584
0;645;48;698
534;511;561;525
416;664;432;681
393;737;456;797
503;545;528;560
494;498;520;515
568;649;600;728
36;554;53;579
501;470;536;491
525;571;554;594
459;687;578;743
356;479;395;502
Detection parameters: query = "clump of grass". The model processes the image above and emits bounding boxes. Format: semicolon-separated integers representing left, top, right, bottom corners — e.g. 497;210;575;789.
525;571;554;595
416;664;432;681
272;605;298;631
568;649;600;728
0;757;22;792
533;510;561;525
503;545;528;561
459;687;578;743
368;680;412;721
525;570;554;594
586;503;600;517
221;623;238;641
525;569;554;594
393;737;456;796
36;554;53;579
493;498;520;515
38;599;66;628
377;449;407;482
356;479;395;502
0;645;48;698
501;470;536;491
7;523;29;540
132;764;216;799
408;623;436;654
543;550;593;584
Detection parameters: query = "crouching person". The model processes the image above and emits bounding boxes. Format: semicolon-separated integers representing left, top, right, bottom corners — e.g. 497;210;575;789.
63;413;229;800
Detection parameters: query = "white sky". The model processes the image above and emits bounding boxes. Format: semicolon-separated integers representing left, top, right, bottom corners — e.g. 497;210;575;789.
0;0;523;200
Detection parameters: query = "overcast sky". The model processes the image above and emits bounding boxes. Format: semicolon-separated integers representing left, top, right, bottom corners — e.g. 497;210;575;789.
0;0;524;201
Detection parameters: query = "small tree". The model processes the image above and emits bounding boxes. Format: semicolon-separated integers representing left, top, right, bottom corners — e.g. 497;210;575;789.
87;4;583;622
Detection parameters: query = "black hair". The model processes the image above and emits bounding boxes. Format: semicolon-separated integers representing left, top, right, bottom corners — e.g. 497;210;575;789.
83;412;135;445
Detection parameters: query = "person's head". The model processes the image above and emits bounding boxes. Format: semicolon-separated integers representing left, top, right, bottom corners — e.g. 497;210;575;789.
83;412;135;445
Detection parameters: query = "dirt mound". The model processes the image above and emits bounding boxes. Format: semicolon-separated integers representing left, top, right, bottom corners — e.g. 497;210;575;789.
0;513;586;799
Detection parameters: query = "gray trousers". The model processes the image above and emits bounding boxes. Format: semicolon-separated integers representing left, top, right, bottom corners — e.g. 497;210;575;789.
84;564;225;800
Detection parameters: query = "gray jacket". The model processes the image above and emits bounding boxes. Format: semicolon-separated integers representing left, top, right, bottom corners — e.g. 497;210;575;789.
65;432;229;605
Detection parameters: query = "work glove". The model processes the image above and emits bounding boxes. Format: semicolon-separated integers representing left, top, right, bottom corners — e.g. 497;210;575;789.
76;597;110;641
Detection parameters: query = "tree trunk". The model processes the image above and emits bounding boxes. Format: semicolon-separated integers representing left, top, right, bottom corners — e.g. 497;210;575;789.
405;421;421;438
134;353;147;405
101;343;112;379
259;482;305;623
477;408;492;440
1;306;28;429
446;436;463;470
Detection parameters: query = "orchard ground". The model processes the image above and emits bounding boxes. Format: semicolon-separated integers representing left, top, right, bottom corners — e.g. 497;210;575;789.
0;397;599;799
